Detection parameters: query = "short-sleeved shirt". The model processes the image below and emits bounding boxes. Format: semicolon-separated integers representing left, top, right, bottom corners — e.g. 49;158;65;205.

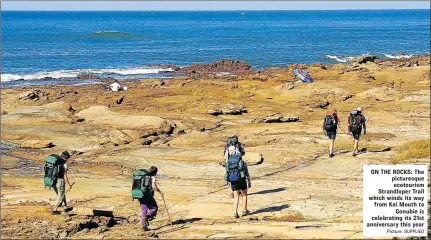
110;82;122;92
57;158;68;179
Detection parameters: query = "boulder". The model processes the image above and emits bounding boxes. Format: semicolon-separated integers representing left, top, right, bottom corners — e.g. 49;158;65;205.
350;55;378;64
208;104;247;116
21;140;54;149
253;114;299;123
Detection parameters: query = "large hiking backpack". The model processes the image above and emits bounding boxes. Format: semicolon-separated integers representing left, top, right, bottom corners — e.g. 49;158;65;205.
44;154;63;189
226;136;240;156
225;153;246;182
348;110;363;132
323;115;337;132
131;169;154;200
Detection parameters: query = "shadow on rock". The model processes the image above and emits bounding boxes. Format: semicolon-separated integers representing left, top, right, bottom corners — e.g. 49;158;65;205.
249;187;287;196
171;217;202;225
251;204;290;215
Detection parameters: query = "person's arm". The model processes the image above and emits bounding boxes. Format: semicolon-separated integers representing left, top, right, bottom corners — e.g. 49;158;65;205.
240;143;245;156
245;165;251;188
64;170;71;189
337;117;346;133
152;178;162;195
363;122;367;135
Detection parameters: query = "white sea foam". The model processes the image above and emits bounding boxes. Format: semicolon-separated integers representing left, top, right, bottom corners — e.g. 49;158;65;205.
325;55;349;63
383;53;413;59
1;67;174;82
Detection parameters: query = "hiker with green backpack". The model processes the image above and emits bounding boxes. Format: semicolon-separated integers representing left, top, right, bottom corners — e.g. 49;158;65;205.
323;109;346;158
131;166;161;231
348;107;367;157
43;151;73;214
225;143;251;218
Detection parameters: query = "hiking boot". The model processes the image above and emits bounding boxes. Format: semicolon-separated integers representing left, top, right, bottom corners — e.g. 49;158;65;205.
329;153;335;158
144;218;150;227
352;152;357;157
143;226;150;232
234;212;239;219
63;206;73;213
241;210;250;217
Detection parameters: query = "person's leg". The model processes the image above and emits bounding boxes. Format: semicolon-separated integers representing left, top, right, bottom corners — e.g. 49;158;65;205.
146;196;158;218
329;139;334;155
233;190;240;218
240;189;248;212
52;184;59;211
140;203;149;229
54;179;65;209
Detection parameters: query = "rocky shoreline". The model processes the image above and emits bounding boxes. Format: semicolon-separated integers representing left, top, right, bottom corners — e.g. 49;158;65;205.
3;55;430;89
1;55;430;239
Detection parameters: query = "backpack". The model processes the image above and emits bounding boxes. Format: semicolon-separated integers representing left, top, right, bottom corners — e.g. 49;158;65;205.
44;154;63;189
226;136;241;157
224;153;246;182
323;115;337;132
348;110;363;132
131;169;154;200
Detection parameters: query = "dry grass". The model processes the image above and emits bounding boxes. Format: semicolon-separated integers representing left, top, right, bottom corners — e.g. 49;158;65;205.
395;139;430;162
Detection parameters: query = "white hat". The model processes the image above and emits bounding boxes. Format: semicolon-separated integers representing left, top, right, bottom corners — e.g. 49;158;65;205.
357;107;363;112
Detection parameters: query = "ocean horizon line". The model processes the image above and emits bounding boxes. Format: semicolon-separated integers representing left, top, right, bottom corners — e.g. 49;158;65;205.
2;9;429;12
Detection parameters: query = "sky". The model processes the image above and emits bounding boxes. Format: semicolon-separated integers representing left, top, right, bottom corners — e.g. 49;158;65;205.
1;1;430;11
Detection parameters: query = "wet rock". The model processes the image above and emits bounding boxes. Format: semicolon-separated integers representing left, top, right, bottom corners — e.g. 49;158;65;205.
351;55;378;64
77;74;98;80
19;90;42;101
182;59;252;76
253;114;299;123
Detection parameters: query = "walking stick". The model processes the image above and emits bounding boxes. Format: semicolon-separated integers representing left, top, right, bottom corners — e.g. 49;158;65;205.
160;193;173;226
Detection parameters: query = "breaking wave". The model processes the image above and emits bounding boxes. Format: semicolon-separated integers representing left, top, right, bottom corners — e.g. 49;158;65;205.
325;55;355;63
1;67;174;82
383;53;413;59
86;31;140;40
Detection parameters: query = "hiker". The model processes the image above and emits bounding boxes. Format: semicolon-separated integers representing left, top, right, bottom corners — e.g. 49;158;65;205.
323;109;346;158
43;151;73;214
225;145;251;218
223;135;245;198
131;166;161;231
109;79;123;92
348;107;367;156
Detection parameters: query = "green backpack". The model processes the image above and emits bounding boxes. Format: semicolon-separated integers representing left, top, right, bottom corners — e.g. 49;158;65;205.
131;169;154;200
44;155;62;189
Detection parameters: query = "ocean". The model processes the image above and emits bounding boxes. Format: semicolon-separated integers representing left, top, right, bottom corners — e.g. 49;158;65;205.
1;10;430;87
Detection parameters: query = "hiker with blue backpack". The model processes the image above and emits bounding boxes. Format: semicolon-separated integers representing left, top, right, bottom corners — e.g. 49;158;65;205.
43;151;73;214
348;107;367;156
131;166;162;231
224;136;251;218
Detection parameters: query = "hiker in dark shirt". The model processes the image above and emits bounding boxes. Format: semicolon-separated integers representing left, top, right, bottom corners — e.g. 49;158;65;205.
52;151;72;213
348;107;367;156
323;109;346;158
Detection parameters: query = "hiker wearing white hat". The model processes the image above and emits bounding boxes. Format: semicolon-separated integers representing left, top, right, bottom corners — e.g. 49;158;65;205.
348;107;367;156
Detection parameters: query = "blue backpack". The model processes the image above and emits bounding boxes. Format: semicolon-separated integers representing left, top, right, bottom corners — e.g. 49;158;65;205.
225;153;246;182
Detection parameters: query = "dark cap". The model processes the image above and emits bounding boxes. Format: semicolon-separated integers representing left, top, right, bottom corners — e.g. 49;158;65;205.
61;151;71;159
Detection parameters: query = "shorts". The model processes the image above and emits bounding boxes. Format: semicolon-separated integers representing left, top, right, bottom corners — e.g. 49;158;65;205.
231;179;247;191
352;130;362;140
326;131;337;140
